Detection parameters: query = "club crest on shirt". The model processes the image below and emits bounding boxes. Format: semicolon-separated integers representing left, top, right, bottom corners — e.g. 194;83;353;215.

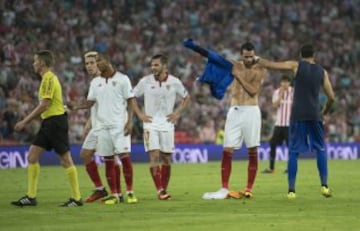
166;85;171;90
112;81;117;86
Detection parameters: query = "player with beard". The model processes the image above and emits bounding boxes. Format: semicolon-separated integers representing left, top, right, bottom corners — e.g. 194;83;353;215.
203;42;267;200
133;54;190;200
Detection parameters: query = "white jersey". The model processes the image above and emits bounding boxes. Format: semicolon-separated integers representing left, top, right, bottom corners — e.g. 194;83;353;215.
82;100;99;151
273;87;293;127
133;74;188;131
87;71;135;128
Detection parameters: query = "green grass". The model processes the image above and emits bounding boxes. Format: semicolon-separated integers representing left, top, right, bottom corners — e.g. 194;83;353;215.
1;160;359;231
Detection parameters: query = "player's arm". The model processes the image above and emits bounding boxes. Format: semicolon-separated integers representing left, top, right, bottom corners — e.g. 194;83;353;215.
321;70;335;115
14;99;50;131
82;117;92;139
15;75;54;131
234;74;263;97
232;63;264;97
258;58;298;73
124;98;135;136
128;97;152;123
70;78;97;110
167;94;190;123
127;77;152;123
68;100;95;110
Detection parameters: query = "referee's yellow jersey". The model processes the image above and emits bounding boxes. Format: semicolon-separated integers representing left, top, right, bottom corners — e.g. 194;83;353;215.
38;71;65;119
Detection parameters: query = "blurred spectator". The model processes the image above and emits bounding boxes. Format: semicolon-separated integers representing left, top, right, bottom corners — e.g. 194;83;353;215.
198;119;216;144
215;120;225;145
0;0;359;145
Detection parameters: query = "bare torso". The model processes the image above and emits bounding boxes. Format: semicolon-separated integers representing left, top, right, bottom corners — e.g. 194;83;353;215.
230;62;266;106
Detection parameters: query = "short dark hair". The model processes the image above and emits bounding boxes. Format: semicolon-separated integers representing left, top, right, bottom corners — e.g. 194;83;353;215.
240;42;255;53
300;44;315;58
36;50;54;67
151;54;167;64
97;53;111;63
281;75;291;82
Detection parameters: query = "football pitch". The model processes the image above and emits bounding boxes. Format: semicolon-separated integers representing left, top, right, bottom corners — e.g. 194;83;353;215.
1;160;359;231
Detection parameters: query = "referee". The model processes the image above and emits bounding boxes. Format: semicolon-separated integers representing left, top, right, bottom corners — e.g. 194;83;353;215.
11;50;82;207
262;75;293;173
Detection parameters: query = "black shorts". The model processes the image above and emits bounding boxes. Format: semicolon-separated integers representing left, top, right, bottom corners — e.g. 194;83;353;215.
32;113;70;155
270;126;289;146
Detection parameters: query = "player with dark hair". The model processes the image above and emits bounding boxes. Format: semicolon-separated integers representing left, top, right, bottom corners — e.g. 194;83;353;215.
262;75;293;174
79;51;112;202
69;53;142;204
203;42;267;199
133;54;190;200
258;44;335;199
11;50;82;207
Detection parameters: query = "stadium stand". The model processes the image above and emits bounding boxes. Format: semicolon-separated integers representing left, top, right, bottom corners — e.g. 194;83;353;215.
0;0;359;144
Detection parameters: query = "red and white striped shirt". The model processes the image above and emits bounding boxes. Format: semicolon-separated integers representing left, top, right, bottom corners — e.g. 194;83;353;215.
273;87;293;127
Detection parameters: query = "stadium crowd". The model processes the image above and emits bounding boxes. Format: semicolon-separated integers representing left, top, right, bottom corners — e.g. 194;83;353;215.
0;0;359;145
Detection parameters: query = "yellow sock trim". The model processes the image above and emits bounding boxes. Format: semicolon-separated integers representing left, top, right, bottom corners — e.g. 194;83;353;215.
65;166;81;201
27;163;40;198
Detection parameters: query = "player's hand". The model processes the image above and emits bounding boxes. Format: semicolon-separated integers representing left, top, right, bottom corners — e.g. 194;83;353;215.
138;113;152;123
167;112;179;123
14;120;26;132
124;122;133;136
279;88;285;99
82;125;91;140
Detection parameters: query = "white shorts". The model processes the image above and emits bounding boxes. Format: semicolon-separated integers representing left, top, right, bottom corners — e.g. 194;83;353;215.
223;105;261;149
82;129;97;150
143;129;174;153
96;127;131;156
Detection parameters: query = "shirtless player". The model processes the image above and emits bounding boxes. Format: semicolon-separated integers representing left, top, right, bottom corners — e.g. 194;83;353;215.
202;42;266;199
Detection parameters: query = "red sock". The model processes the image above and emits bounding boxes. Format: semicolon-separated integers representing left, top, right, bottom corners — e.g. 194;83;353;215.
221;151;232;189
105;158;117;194
161;164;171;190
246;149;258;192
114;164;121;194
85;160;103;188
150;166;162;191
121;155;133;192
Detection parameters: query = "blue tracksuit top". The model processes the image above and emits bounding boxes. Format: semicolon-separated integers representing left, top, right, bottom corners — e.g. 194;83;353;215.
183;39;234;100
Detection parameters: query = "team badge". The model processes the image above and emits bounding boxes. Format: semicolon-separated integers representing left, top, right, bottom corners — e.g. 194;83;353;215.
112;81;117;86
166;85;171;90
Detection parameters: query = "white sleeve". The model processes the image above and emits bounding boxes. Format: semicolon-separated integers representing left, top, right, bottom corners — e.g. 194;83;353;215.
122;76;135;99
133;78;145;97
87;79;97;101
174;78;188;98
